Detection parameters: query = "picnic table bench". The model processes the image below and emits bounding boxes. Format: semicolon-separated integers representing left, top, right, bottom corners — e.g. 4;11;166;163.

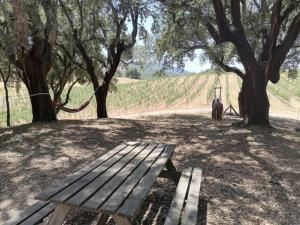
4;142;202;225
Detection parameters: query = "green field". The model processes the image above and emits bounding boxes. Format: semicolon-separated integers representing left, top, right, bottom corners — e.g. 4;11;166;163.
1;72;299;126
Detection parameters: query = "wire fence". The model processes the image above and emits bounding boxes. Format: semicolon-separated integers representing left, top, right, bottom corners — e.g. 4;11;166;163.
0;90;101;127
1;74;300;127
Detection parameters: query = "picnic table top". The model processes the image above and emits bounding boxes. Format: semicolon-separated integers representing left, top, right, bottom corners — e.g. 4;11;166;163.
36;142;176;219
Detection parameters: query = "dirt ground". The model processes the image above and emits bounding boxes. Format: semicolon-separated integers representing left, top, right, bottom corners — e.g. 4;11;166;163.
0;113;299;225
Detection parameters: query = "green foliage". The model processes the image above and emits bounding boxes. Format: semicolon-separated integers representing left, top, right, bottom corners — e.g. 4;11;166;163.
287;69;298;80
268;72;300;101
153;70;167;78
126;68;141;79
157;1;300;80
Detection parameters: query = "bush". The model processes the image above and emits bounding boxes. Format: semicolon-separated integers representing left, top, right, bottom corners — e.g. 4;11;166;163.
125;68;141;79
153;70;167;78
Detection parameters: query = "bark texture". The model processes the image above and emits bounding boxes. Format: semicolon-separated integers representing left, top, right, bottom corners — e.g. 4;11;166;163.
0;68;11;126
163;0;300;126
22;37;57;122
208;0;300;126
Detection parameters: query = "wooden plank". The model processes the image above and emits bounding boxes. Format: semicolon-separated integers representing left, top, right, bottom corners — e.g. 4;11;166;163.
164;168;192;225
46;204;72;225
3;201;50;225
81;143;159;211
50;143;144;203
113;215;133;225
65;143;149;207
181;168;202;225
19;203;56;225
117;145;175;218
36;143;129;201
100;144;167;214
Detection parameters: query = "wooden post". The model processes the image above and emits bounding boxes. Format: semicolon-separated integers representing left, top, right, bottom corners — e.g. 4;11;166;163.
46;204;72;225
160;159;181;184
96;213;109;225
113;215;133;225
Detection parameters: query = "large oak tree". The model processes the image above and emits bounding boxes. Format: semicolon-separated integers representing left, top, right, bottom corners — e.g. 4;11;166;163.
59;0;150;118
0;0;58;122
159;0;300;126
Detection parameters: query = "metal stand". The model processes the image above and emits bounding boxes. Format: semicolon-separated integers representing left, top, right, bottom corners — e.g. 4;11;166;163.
223;102;239;117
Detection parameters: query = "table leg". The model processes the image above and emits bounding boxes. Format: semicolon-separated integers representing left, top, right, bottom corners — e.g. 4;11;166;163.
159;159;181;184
96;213;109;225
166;159;177;171
113;215;133;225
46;204;72;225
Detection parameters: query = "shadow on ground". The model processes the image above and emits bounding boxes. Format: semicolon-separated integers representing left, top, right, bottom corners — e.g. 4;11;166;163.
0;114;299;225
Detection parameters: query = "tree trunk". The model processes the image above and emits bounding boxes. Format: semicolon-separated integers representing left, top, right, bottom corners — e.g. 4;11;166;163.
23;41;57;122
3;81;10;126
95;84;109;118
238;79;245;118
242;71;270;126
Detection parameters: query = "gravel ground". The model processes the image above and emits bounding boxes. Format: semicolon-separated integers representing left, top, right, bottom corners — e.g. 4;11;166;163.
0;114;299;225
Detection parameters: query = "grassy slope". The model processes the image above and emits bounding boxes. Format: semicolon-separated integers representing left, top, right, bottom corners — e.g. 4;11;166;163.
0;72;300;126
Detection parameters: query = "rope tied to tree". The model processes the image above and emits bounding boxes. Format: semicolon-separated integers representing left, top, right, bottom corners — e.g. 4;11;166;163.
53;85;102;113
30;93;51;97
28;85;101;113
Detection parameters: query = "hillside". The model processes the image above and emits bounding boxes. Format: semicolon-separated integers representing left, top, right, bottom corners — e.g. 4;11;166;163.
107;73;300;117
119;63;191;79
1;72;300;126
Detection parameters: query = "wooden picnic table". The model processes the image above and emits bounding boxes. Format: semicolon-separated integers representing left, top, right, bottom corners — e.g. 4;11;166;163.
35;142;180;225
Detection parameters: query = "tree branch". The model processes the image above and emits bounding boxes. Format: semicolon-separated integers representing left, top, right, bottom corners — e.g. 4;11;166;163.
280;4;294;23
260;0;282;61
58;0;74;30
215;58;245;79
205;22;228;44
124;5;139;50
55;43;84;69
76;0;84;37
41;0;58;45
60;78;81;106
231;0;246;36
268;12;300;83
211;0;231;39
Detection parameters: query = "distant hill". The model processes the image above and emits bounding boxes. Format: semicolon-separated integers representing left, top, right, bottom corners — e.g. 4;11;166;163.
141;64;192;77
120;63;192;79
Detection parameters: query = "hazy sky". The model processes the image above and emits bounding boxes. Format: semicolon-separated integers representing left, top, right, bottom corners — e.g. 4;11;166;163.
131;17;211;73
184;50;211;72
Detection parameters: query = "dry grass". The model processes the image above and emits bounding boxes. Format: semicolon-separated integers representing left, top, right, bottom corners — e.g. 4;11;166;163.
116;77;141;84
0;114;299;225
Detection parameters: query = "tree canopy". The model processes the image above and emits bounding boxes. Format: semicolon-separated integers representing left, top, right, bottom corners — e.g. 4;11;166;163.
0;0;299;126
157;0;300;125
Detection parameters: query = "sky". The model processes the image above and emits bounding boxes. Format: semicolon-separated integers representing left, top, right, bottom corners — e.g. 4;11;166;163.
130;17;212;73
184;50;211;73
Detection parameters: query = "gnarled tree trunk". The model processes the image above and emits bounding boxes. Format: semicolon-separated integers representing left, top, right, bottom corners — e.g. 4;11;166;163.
22;38;57;122
96;85;109;118
4;79;10;126
0;71;11;126
240;70;270;126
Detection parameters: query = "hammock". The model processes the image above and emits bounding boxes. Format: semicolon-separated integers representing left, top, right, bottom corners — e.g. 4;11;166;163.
52;85;100;113
54;100;91;113
30;85;100;114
